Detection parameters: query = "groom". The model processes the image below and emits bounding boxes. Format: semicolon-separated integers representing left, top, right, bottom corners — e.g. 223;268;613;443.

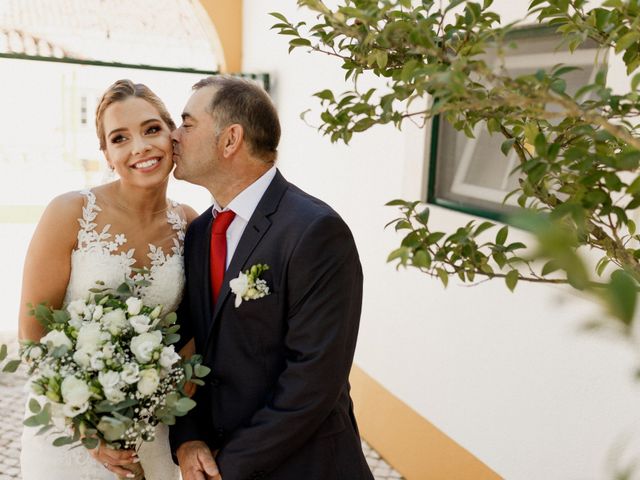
169;75;374;480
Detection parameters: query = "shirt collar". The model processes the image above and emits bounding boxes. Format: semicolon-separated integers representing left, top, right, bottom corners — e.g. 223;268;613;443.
211;165;277;221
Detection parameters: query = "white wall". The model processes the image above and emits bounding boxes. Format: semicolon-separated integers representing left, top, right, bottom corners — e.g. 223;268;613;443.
243;1;640;479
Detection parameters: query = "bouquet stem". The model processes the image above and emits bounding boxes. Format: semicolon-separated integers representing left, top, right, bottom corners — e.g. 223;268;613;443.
118;461;145;480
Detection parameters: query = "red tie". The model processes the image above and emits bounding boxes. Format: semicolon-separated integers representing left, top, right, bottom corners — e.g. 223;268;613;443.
210;210;236;304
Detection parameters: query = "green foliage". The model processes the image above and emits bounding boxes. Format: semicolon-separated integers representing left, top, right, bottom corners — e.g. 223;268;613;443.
274;0;640;326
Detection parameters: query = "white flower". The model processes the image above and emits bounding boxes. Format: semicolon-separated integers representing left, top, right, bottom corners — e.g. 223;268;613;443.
61;376;91;408
77;322;107;353
104;387;125;403
68;316;83;331
137;368;160;396
230;272;250;307
130;331;162;363
126;297;143;316
121;363;140;384
62;402;89;417
41;330;72;352
67;299;86;317
90;352;105;371
28;346;43;360
101;309;128;336
73;348;92;368
115;233;126;246
98;370;121;390
102;344;115;360
129;315;152;334
159;346;181;369
92;305;104;321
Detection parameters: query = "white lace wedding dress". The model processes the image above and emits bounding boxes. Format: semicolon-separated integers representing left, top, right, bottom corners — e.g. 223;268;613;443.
20;190;185;480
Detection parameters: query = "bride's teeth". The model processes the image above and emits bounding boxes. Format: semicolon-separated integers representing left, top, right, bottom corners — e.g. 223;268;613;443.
135;159;159;169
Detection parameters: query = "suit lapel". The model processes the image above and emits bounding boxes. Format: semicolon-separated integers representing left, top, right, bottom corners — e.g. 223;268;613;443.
204;170;289;344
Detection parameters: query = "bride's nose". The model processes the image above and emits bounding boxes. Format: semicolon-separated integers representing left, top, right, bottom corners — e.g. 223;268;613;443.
132;139;152;156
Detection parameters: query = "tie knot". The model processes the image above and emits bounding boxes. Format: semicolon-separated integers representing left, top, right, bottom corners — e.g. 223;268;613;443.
212;210;236;234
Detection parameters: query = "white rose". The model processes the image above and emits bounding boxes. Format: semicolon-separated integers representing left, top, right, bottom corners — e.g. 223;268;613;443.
61;376;91;407
90;352;105;371
121;363;140;384
68;316;83;331
130;331;162;364
77;322;106;353
129;315;152;334
230;272;250;307
126;297;143;316
41;330;73;352
159;346;181;369
83;303;95;320
137;368;160;396
101;309;128;336
67;299;86;317
73;348;92;368
62;401;89;418
28;346;43;360
102;344;115;360
92;305;104;321
98;370;120;389
104;387;126;403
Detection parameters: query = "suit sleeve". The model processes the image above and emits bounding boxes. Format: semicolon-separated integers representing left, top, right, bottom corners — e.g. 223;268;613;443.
216;213;364;479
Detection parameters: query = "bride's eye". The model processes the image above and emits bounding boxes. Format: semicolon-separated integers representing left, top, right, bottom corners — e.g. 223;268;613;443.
146;125;161;135
111;134;126;144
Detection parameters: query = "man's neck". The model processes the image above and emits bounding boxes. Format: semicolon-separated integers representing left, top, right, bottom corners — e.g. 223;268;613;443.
208;161;272;209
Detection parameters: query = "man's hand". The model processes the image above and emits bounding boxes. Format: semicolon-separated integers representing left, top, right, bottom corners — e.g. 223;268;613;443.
177;440;221;480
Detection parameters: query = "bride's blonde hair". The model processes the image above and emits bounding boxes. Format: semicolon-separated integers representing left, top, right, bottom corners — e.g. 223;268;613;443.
95;79;176;150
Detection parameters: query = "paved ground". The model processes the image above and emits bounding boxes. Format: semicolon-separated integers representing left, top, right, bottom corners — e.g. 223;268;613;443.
0;332;403;479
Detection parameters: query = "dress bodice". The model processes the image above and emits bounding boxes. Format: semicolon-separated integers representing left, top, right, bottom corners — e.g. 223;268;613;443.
63;190;186;313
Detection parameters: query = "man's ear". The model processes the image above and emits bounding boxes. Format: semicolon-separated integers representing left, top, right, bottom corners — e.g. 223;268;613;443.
221;124;244;158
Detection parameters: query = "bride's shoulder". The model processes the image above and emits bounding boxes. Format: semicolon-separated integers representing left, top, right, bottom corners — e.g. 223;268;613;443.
39;191;88;227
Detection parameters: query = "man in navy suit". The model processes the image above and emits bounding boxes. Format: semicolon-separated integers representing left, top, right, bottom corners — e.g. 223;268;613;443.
170;75;373;480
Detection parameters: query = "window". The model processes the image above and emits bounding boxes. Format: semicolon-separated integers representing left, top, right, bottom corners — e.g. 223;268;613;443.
428;26;602;220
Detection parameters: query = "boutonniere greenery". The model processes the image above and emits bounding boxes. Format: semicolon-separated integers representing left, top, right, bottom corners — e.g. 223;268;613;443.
229;264;271;308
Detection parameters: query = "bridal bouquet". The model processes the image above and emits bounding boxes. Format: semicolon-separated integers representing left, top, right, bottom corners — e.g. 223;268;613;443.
0;280;208;456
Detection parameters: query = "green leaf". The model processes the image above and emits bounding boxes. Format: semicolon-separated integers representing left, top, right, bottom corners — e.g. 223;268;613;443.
3;359;21;373
541;260;560;276
615;31;640;54
606;270;638;325
194;364;211;378
496;226;508;246
184;363;193;381
500;138;515;156
53;436;75;447
412;250;431;269
28;398;41;414
474;221;495;236
174;397;197;415
0;343;6;362
269;12;289;23
505;270;519;292
82;436;99;450
436;268;449;288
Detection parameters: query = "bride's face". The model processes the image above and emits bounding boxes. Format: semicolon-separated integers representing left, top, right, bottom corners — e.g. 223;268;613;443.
102;97;174;187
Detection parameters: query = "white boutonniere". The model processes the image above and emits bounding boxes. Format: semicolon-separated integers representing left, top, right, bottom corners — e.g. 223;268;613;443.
229;264;271;308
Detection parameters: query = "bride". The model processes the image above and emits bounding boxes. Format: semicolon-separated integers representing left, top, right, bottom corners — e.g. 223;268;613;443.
18;79;197;480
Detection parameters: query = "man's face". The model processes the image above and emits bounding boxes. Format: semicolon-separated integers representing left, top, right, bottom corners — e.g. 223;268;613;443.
172;86;219;184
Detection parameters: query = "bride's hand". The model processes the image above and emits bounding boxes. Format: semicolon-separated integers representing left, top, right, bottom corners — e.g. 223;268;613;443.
89;441;141;478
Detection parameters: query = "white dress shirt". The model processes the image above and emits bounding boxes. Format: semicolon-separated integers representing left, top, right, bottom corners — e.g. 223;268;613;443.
212;166;277;269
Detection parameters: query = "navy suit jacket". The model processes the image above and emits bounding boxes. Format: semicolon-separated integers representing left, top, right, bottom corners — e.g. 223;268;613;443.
170;170;373;480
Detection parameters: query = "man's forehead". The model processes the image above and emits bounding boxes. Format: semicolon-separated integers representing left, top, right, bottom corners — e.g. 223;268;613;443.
187;85;217;111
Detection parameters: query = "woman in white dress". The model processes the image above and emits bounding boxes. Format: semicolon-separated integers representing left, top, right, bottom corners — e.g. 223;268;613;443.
18;80;197;480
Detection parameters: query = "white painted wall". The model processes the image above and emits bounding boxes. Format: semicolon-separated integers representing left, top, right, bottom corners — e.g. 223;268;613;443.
243;1;640;479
